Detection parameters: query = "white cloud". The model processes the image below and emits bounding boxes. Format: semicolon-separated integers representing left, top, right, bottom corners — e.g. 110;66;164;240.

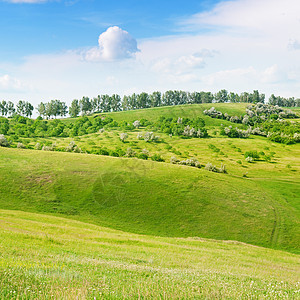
261;65;287;84
288;39;300;50
84;26;139;62
0;74;25;91
202;67;257;87
152;53;205;74
181;0;300;37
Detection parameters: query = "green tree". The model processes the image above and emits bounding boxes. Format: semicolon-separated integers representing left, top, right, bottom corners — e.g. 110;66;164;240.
16;100;26;116
69;99;80;117
215;89;228;103
150;91;162;107
37;102;46;118
0;101;8;116
80;97;92;115
24;102;34;117
111;94;121;111
7;101;15;117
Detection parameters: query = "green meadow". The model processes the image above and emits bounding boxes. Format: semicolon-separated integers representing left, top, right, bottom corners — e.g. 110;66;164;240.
0;209;299;299
0;103;299;299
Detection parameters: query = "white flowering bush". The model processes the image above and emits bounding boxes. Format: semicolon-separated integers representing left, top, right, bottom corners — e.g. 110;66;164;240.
0;134;9;147
221;126;250;138
17;142;25;149
65;141;81;153
242;115;250;125
250;127;267;136
183;125;208;138
120;132;128;142
245;156;253;163
35;142;41;150
133;120;141;128
205;162;227;173
170;156;180;164
137;133;144;140
126;147;136;157
171;156;201;168
294;133;300;142
42;144;55;151
144;132;159;142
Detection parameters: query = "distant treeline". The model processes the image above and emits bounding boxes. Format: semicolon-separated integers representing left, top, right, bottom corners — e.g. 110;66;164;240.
0;90;299;118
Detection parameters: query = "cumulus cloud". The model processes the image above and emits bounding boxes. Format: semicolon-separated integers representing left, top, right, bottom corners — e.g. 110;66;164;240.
85;26;139;62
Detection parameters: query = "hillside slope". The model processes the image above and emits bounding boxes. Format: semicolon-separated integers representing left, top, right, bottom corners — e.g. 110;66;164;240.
0;209;299;299
0;147;299;253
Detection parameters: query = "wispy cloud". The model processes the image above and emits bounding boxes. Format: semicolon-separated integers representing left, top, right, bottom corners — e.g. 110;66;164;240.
0;74;26;92
179;0;300;37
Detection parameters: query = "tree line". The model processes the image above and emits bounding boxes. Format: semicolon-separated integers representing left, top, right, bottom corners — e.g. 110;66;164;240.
0;90;299;119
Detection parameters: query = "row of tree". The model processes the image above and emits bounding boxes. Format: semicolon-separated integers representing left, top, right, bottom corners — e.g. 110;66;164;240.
0;100;34;117
1;90;299;118
268;94;300;107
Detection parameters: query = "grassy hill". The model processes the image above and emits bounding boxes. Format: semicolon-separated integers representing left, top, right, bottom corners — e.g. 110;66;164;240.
0;209;299;299
0;146;299;253
0;103;299;298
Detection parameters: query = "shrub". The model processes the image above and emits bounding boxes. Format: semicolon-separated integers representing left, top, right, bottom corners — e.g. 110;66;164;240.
17;142;25;149
179;158;201;168
244;150;260;160
42;144;55;151
137;153;148;160
170;156;180;164
205;162;227;173
151;154;165;162
245;156;253;163
98;148;109;156
65;141;82;153
137;133;143;140
35;142;41;150
133;120;141;128
126;147;136;158
120;132;128;142
0;134;9;147
144;132;159;142
221;126;250;138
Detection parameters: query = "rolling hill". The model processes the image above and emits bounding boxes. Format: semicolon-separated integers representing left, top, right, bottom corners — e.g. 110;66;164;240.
0;103;299;298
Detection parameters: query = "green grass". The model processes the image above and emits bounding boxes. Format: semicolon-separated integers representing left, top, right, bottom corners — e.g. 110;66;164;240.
0;209;299;299
0;147;299;253
1;103;299;298
61;103;247;126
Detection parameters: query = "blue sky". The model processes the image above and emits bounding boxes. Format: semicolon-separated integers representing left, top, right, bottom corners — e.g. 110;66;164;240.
0;0;300;106
0;0;220;59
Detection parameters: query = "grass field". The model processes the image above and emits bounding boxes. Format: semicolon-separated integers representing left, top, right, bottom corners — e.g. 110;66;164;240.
0;103;299;298
0;209;299;299
0;146;299;253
